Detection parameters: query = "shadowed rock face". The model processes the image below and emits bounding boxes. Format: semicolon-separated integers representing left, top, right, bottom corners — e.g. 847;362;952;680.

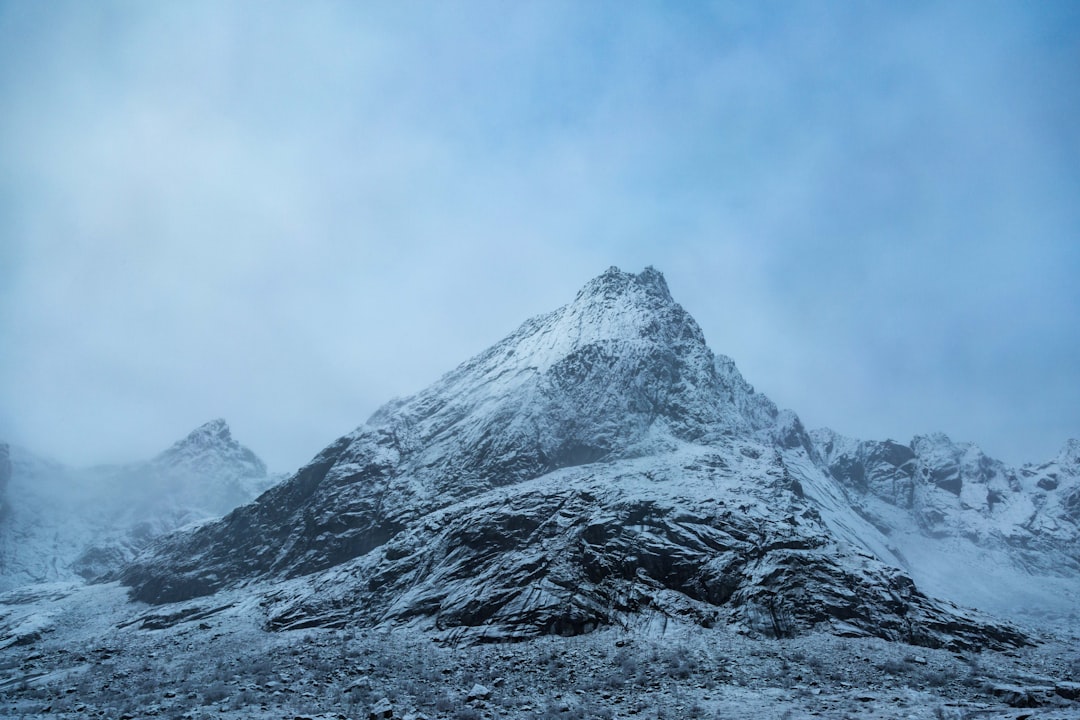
121;267;1032;650
256;456;1028;651
815;437;916;505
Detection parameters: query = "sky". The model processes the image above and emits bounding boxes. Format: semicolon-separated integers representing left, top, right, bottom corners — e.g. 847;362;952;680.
1;1;1078;472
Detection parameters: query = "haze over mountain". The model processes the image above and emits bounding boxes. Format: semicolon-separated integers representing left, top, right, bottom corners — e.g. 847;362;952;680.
120;268;1077;648
1;266;1078;718
3;2;1077;715
0;420;275;592
2;2;1077;476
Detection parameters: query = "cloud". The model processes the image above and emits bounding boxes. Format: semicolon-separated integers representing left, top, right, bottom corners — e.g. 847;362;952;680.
0;1;1077;469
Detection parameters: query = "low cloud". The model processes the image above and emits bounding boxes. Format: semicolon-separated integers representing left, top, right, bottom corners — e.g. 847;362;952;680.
1;1;1076;469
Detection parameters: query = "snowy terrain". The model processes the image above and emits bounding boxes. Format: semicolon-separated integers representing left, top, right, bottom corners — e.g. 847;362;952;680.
0;266;1077;718
1;580;1079;719
812;428;1080;629
0;420;277;591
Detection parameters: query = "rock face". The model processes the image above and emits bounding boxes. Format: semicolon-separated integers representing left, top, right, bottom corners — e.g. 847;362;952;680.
0;421;275;590
122;267;1033;651
256;453;1026;651
812;429;1080;576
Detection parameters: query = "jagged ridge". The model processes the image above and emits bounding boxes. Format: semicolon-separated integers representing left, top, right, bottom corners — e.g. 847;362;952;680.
812;428;1080;575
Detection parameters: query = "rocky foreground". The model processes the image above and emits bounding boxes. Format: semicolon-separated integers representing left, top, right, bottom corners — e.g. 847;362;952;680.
1;583;1078;720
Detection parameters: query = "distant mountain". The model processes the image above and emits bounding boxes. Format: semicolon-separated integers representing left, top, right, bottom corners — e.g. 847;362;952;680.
0;420;277;591
812;429;1080;619
122;267;1051;651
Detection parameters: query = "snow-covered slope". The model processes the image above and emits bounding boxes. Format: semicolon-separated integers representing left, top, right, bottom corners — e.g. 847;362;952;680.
811;428;1080;623
360;265;783;498
0;420;276;591
122;268;1032;650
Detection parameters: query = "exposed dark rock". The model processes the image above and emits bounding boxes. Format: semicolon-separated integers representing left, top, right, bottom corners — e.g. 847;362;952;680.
369;697;393;719
815;434;919;509
72;545;130;581
253;455;1027;651
1037;476;1059;491
1063;487;1080;524
988;683;1055;708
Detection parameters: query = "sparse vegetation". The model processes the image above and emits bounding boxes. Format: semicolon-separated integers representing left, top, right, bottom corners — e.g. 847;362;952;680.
202;680;229;704
877;658;908;675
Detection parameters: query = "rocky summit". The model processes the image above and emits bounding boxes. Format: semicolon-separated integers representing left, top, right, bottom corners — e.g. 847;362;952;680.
121;267;1038;651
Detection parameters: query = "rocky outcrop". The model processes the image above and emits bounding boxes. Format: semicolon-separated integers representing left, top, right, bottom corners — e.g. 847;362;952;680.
122;267;1031;651
812;432;917;507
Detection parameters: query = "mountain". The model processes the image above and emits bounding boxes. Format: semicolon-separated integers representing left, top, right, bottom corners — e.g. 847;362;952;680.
0;420;276;591
813;430;1080;568
149;418;270;509
812;428;1080;620
5;266;1079;720
122;267;1039;650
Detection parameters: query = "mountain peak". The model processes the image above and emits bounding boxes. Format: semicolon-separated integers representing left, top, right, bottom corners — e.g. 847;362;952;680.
1058;438;1080;468
500;266;695;379
154;419;266;479
355;266;780;499
155;419;234;457
185;418;231;444
119;267;1034;657
577;265;672;304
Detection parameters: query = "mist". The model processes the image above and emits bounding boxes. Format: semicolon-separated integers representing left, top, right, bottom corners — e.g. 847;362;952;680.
1;1;1077;472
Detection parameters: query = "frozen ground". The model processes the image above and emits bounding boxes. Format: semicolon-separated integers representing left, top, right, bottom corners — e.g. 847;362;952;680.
1;582;1078;720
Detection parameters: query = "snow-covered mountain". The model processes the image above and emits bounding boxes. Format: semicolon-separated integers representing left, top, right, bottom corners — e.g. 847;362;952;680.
0;420;276;591
812;428;1080;621
4;266;1080;720
122;267;1054;650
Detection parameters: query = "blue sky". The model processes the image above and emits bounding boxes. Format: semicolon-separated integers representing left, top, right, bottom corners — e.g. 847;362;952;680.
1;1;1078;471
